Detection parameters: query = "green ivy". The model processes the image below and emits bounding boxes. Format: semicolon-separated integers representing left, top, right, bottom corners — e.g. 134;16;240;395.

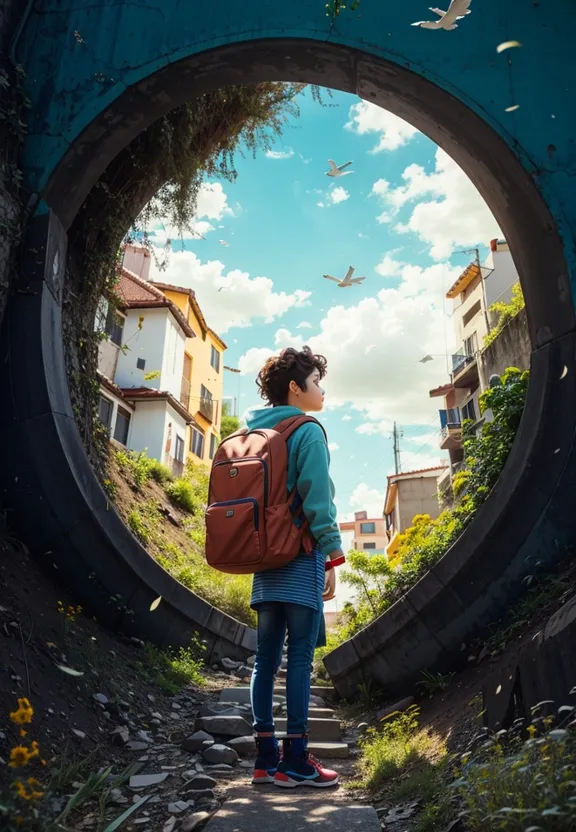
483;282;525;347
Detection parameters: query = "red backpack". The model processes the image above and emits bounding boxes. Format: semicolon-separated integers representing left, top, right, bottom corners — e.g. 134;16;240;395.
205;415;326;574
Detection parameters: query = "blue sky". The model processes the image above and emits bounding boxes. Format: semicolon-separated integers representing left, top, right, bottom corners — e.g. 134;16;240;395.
148;87;500;523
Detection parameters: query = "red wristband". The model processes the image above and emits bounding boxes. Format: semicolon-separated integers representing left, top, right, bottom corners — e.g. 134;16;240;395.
325;555;346;571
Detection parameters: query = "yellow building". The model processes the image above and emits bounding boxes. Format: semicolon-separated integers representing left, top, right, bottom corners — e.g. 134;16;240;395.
151;281;226;466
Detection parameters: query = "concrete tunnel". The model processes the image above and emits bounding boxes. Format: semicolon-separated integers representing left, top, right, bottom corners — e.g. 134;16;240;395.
1;0;576;697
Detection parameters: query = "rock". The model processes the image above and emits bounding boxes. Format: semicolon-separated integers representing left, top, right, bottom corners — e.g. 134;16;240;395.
189;789;215;803
172;702;182;710
196;716;252;738
125;741;149;751
202;744;239;765
168;801;191;814
226;736;256;757
247;655;256;666
93;693;108;706
221;657;242;671
182;774;217;791
110;788;129;805
163;818;177;832
130;637;145;648
377;696;415;722
129;772;169;788
72;729;86;741
308;695;325;707
232;665;252;679
151;712;163;720
201;740;215;751
204;763;233;772
136;729;154;744
110;726;130;747
181;812;210;832
198;703;250;718
182;731;215;752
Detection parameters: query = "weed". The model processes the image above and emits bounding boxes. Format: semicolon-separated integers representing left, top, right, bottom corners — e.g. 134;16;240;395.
357;706;446;791
416;670;455;698
143;637;206;693
453;704;576;830
127;509;150;544
165;478;197;513
148;459;173;485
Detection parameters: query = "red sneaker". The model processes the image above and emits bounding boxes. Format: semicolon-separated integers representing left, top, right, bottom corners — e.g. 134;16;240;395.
274;754;339;788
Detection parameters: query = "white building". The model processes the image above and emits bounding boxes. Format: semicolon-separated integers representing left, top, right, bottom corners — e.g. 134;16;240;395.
96;267;197;477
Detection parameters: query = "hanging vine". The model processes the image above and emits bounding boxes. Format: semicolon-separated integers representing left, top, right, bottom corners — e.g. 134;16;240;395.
63;83;325;475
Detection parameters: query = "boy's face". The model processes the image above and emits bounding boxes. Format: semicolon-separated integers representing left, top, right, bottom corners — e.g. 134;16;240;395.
296;370;324;412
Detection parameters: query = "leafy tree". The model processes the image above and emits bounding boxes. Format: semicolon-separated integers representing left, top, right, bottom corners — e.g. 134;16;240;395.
220;401;241;440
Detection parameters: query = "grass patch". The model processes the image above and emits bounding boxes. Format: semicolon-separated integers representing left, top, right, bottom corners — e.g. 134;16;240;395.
165;478;198;513
142;640;206;694
357;706;446;792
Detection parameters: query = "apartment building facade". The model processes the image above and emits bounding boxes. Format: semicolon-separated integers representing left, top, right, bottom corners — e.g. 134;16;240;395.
338;511;388;554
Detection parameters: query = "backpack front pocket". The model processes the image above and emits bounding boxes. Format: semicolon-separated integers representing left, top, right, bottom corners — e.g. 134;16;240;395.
205;498;262;572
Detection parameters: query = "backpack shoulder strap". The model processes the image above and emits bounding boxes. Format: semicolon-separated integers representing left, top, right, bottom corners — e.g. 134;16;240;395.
273;415;327;443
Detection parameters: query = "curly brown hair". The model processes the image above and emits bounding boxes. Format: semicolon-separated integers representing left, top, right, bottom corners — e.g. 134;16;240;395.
256;346;328;406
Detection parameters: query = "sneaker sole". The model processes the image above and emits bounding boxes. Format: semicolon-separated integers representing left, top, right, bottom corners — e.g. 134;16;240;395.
252;772;276;784
274;773;339;789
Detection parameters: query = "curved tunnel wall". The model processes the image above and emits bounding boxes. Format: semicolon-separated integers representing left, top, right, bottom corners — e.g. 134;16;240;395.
3;2;576;688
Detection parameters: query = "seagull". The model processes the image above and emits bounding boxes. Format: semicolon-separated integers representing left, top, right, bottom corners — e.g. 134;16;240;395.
419;355;434;364
411;0;472;30
218;239;229;246
325;159;354;178
322;266;366;288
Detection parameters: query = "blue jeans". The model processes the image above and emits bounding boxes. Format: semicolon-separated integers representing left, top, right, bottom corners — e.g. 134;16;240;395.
250;602;322;736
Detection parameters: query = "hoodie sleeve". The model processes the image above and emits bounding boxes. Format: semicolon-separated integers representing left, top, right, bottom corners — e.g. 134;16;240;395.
295;435;342;557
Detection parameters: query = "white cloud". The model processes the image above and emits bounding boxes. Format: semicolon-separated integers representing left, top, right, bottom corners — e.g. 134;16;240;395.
149;251;310;335
266;148;295;160
375;253;460;318
147;182;233;243
342;414;352;421
356;420;392;437
346;101;420;152
349;482;386;520
297;321;313;329
327;186;350;205
328;442;340;452
372;148;501;260
317;201;325;208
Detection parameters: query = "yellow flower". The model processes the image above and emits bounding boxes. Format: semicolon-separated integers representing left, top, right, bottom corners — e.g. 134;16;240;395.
526;724;537;738
13;778;44;801
10;698;34;726
9;747;31;768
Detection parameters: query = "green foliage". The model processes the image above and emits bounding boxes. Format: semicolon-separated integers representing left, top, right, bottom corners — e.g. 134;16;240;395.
453;707;576;830
220;401;241;440
143;637;206;693
333;368;529;644
115;449;157;487
416;670;455;698
358;706;444;791
165;478;198;513
148;459;173;485
484;282;525;348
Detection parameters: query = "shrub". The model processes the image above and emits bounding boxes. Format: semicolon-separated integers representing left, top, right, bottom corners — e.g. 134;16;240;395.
115;448;155;486
483;281;525;348
165;478;197;513
148;459;173;485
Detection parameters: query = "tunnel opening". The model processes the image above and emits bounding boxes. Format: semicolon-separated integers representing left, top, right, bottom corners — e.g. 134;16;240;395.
3;38;576;687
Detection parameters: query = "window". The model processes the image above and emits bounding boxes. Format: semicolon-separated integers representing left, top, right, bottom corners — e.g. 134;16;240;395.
462;300;482;328
461;400;477;422
174;435;185;462
200;384;213;401
105;306;124;346
209;433;218;460
464;332;478;357
190;427;205;458
363;542;376;550
136;357;146;370
98;396;113;430
113;406;131;445
210;345;221;373
360;522;376;534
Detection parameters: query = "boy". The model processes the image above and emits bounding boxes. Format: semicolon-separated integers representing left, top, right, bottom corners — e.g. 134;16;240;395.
246;345;345;788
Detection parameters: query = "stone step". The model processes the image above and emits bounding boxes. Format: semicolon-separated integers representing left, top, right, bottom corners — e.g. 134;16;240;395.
219;686;334;705
204;786;377;831
307;707;337;719
274;685;335;700
308;741;350;759
274;717;341;742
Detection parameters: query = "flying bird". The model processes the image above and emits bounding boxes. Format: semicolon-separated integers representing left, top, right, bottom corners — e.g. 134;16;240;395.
411;0;472;30
325;159;354;178
219;239;229;246
322;266;366;288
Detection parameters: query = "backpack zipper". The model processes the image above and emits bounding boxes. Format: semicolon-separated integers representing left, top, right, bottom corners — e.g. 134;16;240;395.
209;497;259;530
212;457;269;506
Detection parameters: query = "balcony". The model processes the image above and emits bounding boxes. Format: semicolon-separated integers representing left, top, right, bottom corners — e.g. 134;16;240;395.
199;396;214;422
179;376;191;410
451;350;479;389
440;423;462;450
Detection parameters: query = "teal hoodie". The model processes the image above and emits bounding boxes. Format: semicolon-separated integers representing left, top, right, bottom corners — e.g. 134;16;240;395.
244;405;342;557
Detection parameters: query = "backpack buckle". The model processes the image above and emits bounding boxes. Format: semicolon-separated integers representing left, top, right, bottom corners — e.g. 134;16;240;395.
229;468;238;478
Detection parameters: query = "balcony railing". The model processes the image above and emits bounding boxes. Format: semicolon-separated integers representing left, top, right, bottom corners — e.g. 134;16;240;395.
451;348;474;373
440;423;462;450
199;396;214;422
179;376;191;410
